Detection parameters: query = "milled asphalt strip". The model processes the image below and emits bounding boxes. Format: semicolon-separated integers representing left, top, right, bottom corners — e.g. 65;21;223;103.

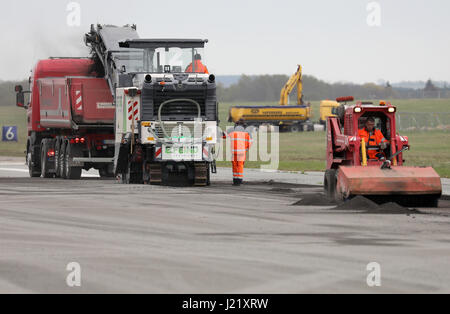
0;167;99;178
0;168;28;172
0;163;449;195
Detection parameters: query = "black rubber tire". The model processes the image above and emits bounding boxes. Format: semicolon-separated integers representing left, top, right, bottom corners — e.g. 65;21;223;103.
60;141;67;179
206;164;211;186
120;170;130;184
290;125;300;132
65;142;82;180
129;162;143;184
55;138;62;178
324;169;337;200
99;167;115;178
120;162;144;184
120;163;131;184
426;196;440;208
27;141;41;178
399;195;440;208
40;139;53;178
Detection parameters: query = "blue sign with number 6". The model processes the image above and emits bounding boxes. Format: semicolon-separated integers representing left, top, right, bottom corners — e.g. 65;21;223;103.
2;126;18;142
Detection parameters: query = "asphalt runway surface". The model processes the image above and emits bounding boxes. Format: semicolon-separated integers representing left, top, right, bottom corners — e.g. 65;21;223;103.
1;159;450;293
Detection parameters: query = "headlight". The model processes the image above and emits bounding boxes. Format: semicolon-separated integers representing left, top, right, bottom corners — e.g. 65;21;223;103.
204;124;218;144
388;107;396;113
354;107;362;113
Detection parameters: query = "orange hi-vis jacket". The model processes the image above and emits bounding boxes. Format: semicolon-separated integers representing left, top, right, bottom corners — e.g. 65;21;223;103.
185;60;209;74
228;128;252;179
358;128;388;159
228;129;252;162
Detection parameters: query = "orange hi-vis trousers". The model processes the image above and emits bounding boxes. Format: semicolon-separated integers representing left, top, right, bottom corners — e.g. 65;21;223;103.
232;161;245;179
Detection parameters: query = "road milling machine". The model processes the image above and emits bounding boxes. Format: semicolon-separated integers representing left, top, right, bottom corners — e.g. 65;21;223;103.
85;24;219;186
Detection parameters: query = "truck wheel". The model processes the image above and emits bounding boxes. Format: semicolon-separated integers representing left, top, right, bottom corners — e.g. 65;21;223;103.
27;141;41;178
55;138;62;178
40;139;53;178
99;167;115;178
64;142;82;180
290;125;300;132
399;195;440;208
60;141;67;179
120;162;140;184
207;164;211;186
120;170;130;184
324;169;337;201
129;162;143;184
424;196;440;208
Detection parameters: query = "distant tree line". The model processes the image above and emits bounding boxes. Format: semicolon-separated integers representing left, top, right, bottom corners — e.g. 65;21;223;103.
217;75;450;102
1;76;449;107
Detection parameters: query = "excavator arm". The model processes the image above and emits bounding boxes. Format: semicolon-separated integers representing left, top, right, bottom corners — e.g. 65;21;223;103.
280;65;303;106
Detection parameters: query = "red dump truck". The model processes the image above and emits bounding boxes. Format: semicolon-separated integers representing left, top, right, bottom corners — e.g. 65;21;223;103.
15;58;115;179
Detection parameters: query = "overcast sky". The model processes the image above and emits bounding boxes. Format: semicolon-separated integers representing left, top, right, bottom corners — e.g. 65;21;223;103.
0;0;449;83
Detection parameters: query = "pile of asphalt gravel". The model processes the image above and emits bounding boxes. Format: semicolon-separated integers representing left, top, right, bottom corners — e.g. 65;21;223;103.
333;196;379;210
373;202;421;215
293;194;336;206
293;194;421;215
333;196;421;215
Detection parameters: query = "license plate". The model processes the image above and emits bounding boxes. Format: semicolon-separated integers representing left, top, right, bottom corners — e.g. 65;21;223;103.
162;144;202;160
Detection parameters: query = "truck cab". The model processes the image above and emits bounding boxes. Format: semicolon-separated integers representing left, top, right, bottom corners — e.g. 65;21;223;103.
15;58;116;179
319;100;340;125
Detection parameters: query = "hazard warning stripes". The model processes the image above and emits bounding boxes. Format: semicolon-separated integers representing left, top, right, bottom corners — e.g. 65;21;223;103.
75;90;82;111
128;100;139;121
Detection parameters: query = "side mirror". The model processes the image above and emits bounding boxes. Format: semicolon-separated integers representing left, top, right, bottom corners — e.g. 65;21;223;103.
15;85;23;93
16;92;25;108
14;85;27;108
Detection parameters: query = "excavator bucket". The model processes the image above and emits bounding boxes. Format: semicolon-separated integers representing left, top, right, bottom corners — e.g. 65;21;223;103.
336;166;442;207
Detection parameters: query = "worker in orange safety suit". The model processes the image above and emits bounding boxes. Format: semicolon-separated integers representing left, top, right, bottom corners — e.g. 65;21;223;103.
185;54;209;74
358;117;389;160
227;119;253;186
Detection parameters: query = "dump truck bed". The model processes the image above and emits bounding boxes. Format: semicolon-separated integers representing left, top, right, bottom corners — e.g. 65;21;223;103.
38;77;114;128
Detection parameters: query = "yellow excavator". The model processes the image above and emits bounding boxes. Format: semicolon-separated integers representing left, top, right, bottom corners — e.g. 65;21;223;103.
228;65;314;132
279;64;304;106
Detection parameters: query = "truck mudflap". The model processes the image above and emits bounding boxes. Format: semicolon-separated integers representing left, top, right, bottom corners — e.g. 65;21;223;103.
337;166;442;198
